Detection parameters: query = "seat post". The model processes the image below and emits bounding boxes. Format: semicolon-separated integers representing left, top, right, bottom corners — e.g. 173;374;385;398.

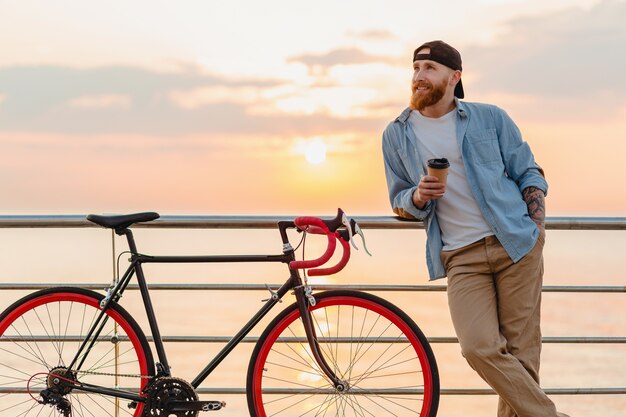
118;228;139;254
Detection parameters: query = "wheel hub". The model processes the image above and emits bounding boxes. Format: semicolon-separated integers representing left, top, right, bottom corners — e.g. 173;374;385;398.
335;380;350;393
47;367;76;395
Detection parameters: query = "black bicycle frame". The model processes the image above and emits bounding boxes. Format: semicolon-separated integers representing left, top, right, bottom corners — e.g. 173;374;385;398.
66;221;343;403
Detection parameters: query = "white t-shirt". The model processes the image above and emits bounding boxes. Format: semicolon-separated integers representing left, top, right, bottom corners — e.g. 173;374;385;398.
408;109;493;251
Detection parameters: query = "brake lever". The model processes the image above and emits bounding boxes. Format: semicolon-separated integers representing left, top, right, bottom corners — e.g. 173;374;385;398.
350;219;372;256
341;212;358;251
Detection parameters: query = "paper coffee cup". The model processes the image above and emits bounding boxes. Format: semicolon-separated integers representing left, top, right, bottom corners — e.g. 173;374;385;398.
427;158;450;184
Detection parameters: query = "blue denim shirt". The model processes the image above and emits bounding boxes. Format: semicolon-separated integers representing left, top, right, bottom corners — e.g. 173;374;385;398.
382;99;548;280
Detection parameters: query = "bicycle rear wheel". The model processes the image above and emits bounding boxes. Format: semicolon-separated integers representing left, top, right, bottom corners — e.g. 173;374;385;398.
247;290;439;417
0;287;154;417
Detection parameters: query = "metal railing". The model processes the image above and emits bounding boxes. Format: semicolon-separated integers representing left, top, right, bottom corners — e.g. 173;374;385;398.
2;214;626;230
0;214;625;399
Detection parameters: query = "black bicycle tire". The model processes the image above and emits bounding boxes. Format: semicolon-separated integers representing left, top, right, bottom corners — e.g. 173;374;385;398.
0;286;155;416
246;289;440;417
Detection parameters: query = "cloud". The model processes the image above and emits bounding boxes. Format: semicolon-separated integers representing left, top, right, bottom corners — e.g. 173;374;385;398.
0;65;386;136
0;65;277;119
68;94;132;109
465;0;626;104
168;86;262;109
347;29;397;41
288;47;389;69
8;0;622;138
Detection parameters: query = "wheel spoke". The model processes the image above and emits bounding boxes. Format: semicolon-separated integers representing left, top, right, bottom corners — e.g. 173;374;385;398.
17;315;52;369
250;292;438;417
349;333;412;387
0;289;151;417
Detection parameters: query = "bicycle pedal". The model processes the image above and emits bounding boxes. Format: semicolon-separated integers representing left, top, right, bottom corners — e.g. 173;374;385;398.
201;401;226;412
169;400;226;412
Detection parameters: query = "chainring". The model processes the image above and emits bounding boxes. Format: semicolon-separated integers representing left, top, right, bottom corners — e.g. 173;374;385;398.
143;377;199;417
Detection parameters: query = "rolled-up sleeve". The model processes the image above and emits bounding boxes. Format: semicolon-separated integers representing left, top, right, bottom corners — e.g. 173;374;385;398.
493;107;549;196
382;125;433;220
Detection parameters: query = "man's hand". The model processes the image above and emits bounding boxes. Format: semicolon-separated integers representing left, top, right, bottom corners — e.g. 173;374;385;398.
413;175;446;209
522;186;546;233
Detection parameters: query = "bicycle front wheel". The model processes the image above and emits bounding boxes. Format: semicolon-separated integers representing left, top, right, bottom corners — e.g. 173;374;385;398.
0;287;154;417
247;290;439;417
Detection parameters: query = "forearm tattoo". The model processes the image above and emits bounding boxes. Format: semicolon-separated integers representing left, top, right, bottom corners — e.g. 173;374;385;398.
522;186;546;227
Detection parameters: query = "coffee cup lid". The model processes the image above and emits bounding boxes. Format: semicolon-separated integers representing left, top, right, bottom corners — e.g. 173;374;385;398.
428;158;450;169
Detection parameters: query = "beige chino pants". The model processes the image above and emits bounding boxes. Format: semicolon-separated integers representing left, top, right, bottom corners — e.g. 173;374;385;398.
441;234;566;417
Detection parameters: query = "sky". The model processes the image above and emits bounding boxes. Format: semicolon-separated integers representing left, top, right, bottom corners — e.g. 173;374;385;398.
1;0;625;215
1;4;624;415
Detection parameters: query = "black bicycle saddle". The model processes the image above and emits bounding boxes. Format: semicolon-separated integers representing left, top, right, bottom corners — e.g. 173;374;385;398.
86;212;160;230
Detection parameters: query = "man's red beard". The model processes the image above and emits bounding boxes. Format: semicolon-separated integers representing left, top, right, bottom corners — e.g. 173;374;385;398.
410;79;447;111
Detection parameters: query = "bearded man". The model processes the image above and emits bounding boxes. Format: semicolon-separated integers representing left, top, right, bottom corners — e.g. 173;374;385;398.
382;40;569;417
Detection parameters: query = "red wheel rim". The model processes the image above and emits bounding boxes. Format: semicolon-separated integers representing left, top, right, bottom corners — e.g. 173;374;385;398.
0;292;150;416
251;295;434;417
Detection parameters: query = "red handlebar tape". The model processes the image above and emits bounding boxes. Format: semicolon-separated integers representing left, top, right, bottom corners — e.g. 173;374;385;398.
308;232;351;276
289;232;337;270
294;216;330;233
290;215;351;275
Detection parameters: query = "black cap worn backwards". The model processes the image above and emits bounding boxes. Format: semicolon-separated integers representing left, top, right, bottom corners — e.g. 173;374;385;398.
413;40;464;99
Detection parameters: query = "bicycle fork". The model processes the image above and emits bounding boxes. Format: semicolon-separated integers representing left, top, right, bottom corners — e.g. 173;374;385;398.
293;285;348;392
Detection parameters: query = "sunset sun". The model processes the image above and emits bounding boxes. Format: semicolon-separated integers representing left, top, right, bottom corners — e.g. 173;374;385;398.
304;138;327;165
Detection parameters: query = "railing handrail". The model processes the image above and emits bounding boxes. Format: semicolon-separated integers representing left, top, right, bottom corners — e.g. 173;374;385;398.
0;283;624;292
1;334;624;344
1;215;626;230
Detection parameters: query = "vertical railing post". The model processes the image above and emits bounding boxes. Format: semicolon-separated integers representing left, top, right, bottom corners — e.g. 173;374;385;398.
112;229;120;417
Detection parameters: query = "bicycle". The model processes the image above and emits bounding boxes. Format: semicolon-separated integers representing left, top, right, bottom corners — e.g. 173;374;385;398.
0;209;439;417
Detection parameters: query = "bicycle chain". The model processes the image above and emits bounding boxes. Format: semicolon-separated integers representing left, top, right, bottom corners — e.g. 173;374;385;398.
76;370;150;379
